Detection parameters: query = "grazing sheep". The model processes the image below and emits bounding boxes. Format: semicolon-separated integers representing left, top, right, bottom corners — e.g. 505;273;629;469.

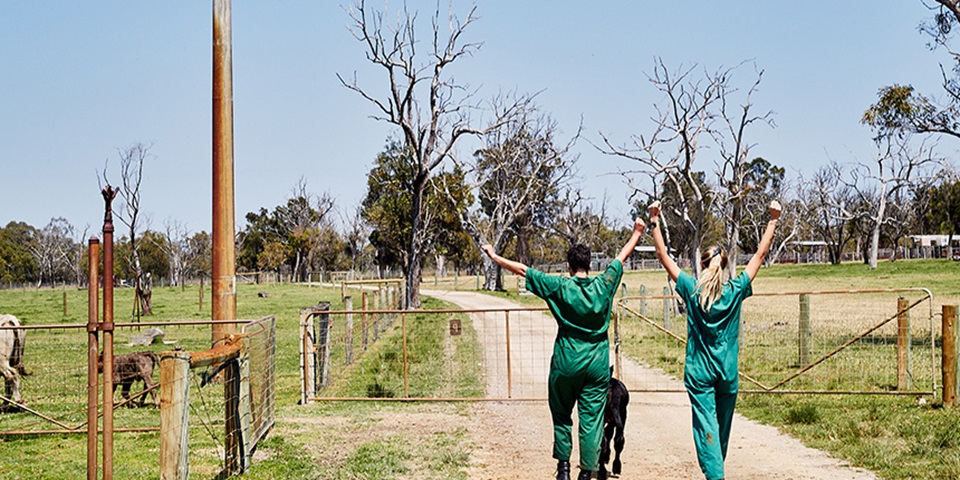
99;350;159;407
0;314;27;411
599;368;629;480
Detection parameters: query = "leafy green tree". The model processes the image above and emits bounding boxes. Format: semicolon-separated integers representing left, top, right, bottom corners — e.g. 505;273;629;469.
0;221;38;285
362;142;473;281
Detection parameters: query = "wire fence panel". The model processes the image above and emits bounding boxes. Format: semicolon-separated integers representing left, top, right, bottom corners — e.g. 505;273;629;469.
617;288;936;395
308;308;558;401
0;318;276;478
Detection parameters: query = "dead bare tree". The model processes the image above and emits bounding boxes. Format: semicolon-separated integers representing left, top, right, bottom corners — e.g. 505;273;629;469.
449;100;576;290
800;163;860;265
599;58;730;276
103;143;152;318
340;0;525;306
153;219;189;287
712;64;775;276
841;136;939;268
29;217;75;288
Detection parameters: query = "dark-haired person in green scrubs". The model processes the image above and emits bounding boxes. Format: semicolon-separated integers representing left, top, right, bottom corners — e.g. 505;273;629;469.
648;199;781;480
482;217;645;480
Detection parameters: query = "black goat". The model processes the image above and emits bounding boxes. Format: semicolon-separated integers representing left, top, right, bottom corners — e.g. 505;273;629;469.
599;367;629;480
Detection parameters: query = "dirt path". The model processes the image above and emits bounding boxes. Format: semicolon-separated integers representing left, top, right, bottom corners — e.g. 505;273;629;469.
423;289;879;480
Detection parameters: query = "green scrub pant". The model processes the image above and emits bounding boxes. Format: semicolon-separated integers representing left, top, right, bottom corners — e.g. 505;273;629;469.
686;383;737;480
548;338;609;471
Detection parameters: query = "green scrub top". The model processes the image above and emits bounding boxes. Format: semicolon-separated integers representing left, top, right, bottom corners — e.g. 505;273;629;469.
675;270;752;392
525;259;623;342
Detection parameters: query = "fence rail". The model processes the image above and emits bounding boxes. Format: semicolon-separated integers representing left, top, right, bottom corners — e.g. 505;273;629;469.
617;288;937;395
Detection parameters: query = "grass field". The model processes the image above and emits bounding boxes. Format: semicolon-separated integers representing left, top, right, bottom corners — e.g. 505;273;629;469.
0;258;957;478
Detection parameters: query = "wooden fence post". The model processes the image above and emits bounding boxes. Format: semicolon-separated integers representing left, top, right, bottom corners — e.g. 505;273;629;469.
943;305;957;407
663;286;672;330
344;296;354;365
362;292;369;350
799;294;811;366
159;351;191;480
317;304;332;388
896;297;910;391
640;284;647;317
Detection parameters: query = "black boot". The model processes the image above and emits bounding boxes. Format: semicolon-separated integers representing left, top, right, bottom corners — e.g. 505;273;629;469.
556;460;571;480
577;469;595;480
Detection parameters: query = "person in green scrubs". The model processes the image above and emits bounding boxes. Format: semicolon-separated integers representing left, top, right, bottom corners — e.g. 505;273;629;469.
482;217;645;480
647;199;781;480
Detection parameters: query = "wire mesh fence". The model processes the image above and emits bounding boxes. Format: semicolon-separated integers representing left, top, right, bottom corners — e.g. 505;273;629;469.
616;288;937;395
0;317;276;478
306;307;558;401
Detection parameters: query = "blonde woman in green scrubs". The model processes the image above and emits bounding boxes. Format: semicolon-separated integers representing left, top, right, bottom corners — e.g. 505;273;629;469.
482;217;645;480
647;199;781;480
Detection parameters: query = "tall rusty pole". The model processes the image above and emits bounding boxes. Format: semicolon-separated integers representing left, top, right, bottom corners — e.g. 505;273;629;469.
212;0;237;346
101;186;118;480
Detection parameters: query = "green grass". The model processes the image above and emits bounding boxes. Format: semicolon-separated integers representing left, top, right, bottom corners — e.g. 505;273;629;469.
0;282;479;479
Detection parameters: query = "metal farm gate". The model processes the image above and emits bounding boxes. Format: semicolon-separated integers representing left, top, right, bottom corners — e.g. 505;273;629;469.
300;288;937;402
615;288;936;396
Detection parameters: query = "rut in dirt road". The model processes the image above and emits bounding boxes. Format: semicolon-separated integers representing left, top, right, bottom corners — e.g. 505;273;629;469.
423;289;879;480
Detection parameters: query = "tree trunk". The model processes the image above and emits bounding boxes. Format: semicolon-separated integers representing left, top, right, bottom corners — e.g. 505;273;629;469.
405;174;428;309
481;256;502;291
868;195;886;270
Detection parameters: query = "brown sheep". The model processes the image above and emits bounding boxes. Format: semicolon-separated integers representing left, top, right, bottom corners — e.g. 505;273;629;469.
98;351;159;407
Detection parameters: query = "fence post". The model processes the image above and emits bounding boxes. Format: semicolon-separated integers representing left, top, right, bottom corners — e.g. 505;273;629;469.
362;292;370;349
86;238;100;480
372;290;381;340
799;294;811;366
159;351;191;480
640;284;647;317
344;296;354;365
402;312;408;398
317;303;332;388
897;297;910;391
505;310;513;399
943;305;957;407
662;286;671;330
299;307;316;404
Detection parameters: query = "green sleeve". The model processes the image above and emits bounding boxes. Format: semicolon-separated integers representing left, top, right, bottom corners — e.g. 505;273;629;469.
525;267;561;298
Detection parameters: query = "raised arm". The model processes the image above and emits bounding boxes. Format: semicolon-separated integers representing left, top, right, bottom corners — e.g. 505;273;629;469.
481;244;528;277
648;201;681;282
744;200;782;281
616;217;647;264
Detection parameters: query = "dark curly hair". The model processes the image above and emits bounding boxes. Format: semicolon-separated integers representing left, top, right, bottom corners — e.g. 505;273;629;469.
566;244;591;274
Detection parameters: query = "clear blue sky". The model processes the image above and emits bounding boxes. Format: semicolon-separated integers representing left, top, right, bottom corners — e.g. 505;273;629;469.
1;1;953;235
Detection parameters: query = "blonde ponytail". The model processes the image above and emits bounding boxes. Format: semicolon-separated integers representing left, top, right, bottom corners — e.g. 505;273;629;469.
695;246;728;312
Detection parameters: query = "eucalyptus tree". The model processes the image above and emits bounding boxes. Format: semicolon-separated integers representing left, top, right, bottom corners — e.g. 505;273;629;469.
450;101;576;291
339;0;526;307
599;58;732;276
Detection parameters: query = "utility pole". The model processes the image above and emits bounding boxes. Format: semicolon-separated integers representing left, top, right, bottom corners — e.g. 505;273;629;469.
212;0;237;345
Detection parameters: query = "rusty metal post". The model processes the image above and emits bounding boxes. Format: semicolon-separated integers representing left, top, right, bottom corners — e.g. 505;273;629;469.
101;186;118;480
212;0;237;346
402;312;408;398
943;305;957;407
505;311;513;399
86;237;100;480
897;297;911;391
